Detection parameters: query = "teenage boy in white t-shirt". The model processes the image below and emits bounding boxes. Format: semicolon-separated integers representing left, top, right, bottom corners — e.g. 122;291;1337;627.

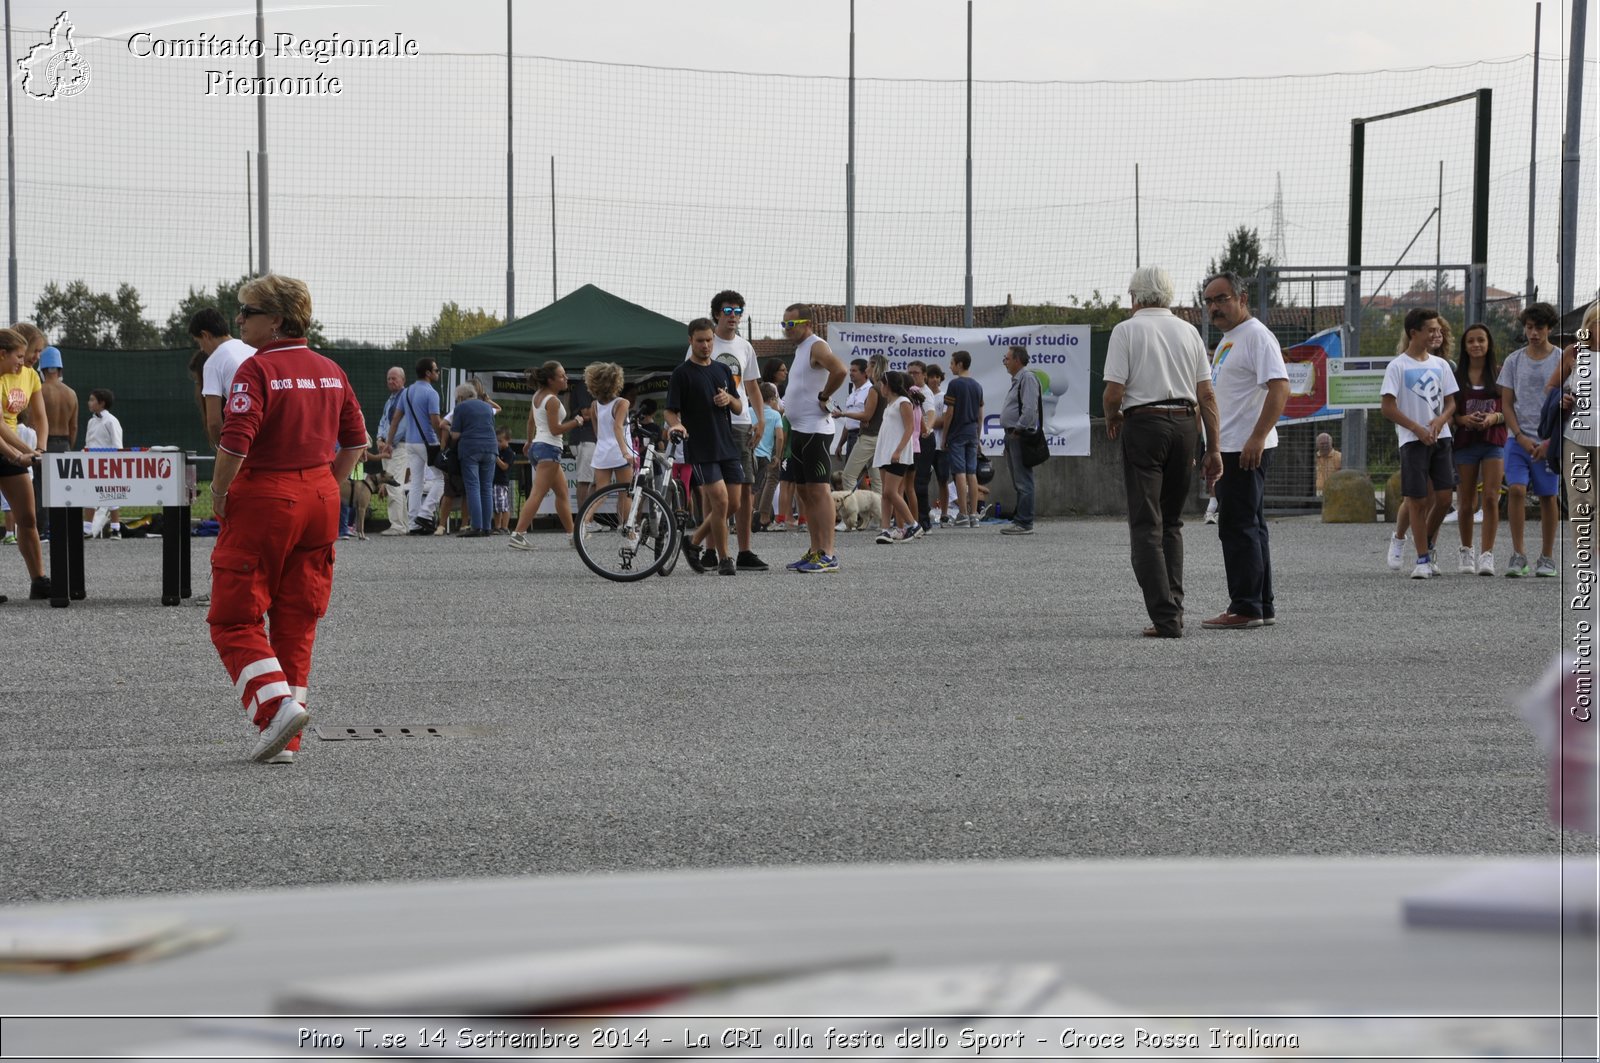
1381;307;1459;579
190;308;255;448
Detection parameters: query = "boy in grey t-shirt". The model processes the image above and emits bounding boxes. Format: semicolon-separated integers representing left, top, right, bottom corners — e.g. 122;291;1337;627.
1499;302;1561;577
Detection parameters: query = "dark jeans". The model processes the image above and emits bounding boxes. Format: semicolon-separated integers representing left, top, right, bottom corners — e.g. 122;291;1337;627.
460;446;496;530
1121;413;1196;632
913;442;942;525
1003;433;1035;526
1216;449;1274;619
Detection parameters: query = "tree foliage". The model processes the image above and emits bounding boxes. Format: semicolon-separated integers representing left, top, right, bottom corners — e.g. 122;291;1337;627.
1005;291;1128;330
33;280;162;348
404;302;503;350
1200;225;1279;307
160;275;327;348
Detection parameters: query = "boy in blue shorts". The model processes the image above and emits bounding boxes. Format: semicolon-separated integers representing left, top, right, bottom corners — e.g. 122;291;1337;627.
1499;302;1561;577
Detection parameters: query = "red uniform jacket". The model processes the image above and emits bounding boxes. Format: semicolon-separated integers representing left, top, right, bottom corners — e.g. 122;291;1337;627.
218;338;367;467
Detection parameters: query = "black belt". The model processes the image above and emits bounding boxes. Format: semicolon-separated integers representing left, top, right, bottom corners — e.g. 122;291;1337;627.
1127;403;1194;416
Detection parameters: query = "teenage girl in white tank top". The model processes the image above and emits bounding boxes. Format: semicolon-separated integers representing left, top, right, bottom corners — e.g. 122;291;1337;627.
510;361;584;546
581;361;634;535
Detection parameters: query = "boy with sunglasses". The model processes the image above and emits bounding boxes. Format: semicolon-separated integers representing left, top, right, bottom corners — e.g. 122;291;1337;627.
682;290;769;572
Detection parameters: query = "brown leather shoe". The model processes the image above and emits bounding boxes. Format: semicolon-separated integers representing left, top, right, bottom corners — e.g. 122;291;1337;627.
1201;611;1264;630
1142;625;1182;638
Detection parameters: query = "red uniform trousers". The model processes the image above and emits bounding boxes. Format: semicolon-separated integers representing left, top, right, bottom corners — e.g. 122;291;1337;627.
207;466;339;752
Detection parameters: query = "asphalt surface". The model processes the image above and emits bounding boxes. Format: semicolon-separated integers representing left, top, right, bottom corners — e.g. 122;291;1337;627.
0;515;1580;904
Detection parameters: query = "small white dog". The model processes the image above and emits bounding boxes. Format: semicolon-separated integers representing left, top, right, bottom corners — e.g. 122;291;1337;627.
832;488;883;531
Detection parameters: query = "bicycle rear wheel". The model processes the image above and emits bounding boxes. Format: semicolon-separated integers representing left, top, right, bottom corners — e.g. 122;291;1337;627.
574;484;678;582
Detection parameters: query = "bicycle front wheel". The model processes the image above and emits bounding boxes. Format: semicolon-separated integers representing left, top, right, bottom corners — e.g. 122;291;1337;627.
657;478;691;576
574;484;679;582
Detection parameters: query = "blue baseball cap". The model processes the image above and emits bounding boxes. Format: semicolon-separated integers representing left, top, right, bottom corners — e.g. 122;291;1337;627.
38;346;62;370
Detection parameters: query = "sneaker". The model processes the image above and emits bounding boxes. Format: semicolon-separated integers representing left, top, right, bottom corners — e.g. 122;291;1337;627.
1410;558;1434;580
977;503;994;521
787;549;820;571
1457;546;1476;574
735;550;769;571
251;698;310;763
1203;509;1218;525
583;521;601;535
835;521;847;532
1476;550;1495;576
1442;507;1459;524
904;522;924;540
1;533;14;545
1506;553;1530;578
1201;611;1264;630
1386;536;1405;571
683;543;706;573
967;514;980;529
875;529;898;544
717;556;737;576
507;532;532;551
999;523;1034;535
266;750;295;765
797;552;839;573
29;576;51;600
1535;555;1557;578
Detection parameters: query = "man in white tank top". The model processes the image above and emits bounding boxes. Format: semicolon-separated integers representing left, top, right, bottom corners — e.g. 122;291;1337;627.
777;305;847;573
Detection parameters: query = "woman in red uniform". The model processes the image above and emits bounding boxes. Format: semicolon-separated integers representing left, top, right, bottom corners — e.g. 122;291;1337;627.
208;275;367;764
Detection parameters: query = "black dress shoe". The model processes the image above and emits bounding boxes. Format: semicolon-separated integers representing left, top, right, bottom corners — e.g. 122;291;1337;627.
29;576;52;600
1141;625;1182;639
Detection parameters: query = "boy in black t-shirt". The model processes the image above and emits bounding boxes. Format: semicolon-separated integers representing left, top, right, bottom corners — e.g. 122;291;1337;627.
666;318;744;575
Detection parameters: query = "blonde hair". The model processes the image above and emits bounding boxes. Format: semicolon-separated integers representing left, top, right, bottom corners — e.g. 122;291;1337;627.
0;327;24;354
1582;304;1599;343
584;361;623;402
11;322;43;351
237;274;313;338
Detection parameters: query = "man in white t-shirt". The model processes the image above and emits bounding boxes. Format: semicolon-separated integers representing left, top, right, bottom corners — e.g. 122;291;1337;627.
683;289;768;572
1381;307;1459;579
191;308;256;448
1199;271;1289;631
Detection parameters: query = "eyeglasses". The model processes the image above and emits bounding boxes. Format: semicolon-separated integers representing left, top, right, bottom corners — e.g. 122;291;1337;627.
781;319;808;329
1202;294;1235;308
237;305;271;317
720;306;744;316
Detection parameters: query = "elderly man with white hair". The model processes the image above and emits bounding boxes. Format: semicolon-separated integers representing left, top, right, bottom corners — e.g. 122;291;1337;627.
1102;266;1220;639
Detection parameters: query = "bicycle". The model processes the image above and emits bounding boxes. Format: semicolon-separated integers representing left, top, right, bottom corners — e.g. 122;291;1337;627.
573;415;695;581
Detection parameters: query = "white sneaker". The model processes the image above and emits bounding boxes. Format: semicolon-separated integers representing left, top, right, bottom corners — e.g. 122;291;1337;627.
507;532;531;551
1442;507;1459;524
583;521;601;535
1386;536;1405;571
1410;559;1433;580
251;698;309;763
967;514;981;529
1476;550;1495;576
1457;546;1476;574
266;750;295;765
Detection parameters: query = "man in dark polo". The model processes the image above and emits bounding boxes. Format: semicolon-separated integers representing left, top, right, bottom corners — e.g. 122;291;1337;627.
1102;266;1219;638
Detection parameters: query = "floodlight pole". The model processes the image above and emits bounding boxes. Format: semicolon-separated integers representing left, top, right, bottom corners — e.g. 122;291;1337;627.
5;0;18;323
1526;2;1541;308
505;0;515;319
549;156;558;303
962;1;973;328
1134;163;1141;269
255;0;268;274
1344;119;1366;471
845;0;856;323
1559;0;1588;318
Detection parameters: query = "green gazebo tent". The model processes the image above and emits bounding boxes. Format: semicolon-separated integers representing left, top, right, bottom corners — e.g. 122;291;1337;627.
450;284;687;373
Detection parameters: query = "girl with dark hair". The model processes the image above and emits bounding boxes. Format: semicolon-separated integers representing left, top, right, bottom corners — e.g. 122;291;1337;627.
1451;323;1506;575
871;370;924;544
508;361;585;550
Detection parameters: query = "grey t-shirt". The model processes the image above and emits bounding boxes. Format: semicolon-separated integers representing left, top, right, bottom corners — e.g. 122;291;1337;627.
1501;345;1559;440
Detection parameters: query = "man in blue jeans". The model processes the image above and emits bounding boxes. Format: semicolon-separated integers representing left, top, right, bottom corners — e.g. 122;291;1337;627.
998;345;1041;535
941;349;985;527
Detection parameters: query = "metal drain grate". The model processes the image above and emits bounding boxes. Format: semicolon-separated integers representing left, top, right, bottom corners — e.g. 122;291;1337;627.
313;723;493;741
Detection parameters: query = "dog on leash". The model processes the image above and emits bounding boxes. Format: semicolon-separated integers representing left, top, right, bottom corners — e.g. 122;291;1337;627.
832;488;882;531
340;470;399;540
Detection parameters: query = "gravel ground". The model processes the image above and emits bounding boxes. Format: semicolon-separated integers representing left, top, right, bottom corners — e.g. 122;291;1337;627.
0;515;1580;904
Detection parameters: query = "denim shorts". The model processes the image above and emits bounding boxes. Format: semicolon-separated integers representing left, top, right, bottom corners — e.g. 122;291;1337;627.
1452;441;1505;466
1504;436;1560;496
528;442;563;464
947;436;979;474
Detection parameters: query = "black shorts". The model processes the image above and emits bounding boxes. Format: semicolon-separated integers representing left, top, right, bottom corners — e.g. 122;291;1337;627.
693;459;745;485
0;457;30;479
1400;439;1457;498
880;461;912;477
780;431;834;484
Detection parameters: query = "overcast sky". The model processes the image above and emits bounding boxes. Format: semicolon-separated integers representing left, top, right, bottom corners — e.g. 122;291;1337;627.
27;0;1577;79
3;2;1593;342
